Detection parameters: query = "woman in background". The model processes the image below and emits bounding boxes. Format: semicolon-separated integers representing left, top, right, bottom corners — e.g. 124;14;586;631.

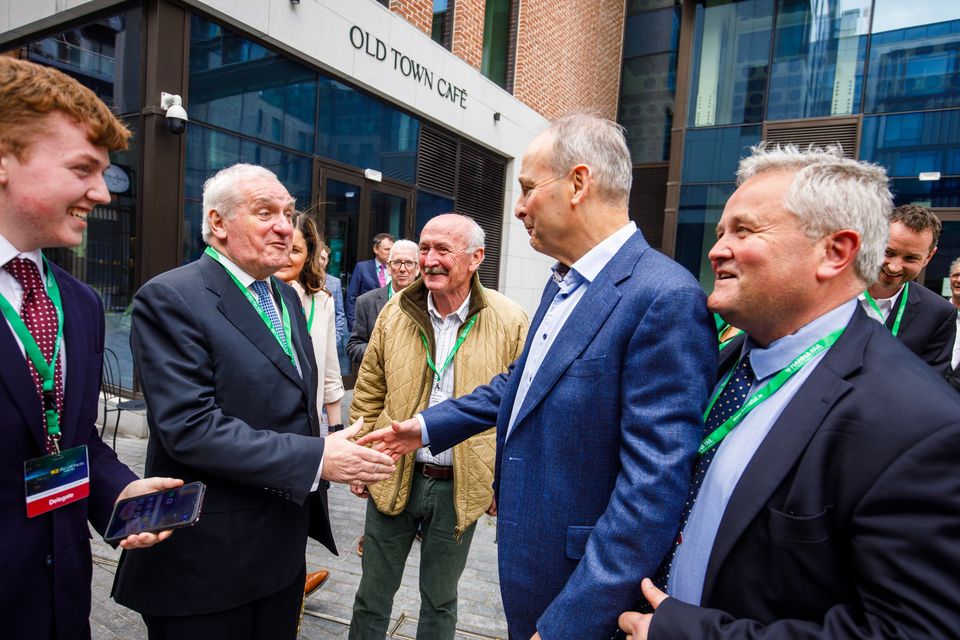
275;213;344;599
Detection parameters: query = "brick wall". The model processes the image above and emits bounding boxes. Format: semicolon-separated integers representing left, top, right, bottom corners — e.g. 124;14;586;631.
390;0;433;35
451;0;486;70
513;0;624;120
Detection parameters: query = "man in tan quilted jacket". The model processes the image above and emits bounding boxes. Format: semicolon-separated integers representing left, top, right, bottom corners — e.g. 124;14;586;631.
348;213;528;640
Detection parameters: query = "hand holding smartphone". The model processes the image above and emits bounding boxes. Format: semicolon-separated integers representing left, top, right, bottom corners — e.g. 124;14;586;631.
105;481;206;543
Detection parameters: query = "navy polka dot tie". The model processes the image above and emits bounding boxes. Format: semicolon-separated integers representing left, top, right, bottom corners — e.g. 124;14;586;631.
648;355;756;599
250;279;287;346
5;257;64;448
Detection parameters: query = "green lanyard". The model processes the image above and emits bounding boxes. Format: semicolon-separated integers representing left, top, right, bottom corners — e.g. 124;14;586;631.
698;327;845;455
205;247;296;368
420;314;478;384
862;282;908;337
387;282;394;300
0;256;64;452
307;296;316;333
715;314;744;351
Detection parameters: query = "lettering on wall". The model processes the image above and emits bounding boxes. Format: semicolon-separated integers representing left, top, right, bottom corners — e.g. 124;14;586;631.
349;25;468;110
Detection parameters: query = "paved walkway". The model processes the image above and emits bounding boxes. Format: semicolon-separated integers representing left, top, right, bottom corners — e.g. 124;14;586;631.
89;407;507;639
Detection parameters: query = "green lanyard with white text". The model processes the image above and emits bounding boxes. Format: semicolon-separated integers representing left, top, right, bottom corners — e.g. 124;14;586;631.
420;314;478;384
698;327;845;455
204;246;296;367
0;256;64;451
863;282;908;337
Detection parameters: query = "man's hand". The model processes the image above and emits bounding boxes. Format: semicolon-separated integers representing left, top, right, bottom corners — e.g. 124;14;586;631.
321;418;396;484
355;417;423;460
486;495;497;516
618;579;669;640
351;483;370;498
114;477;184;550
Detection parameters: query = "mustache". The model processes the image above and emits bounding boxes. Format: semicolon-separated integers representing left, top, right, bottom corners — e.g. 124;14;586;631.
423;267;448;275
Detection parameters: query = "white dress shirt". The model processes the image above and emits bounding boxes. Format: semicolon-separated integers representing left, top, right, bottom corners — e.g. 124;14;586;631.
858;285;905;324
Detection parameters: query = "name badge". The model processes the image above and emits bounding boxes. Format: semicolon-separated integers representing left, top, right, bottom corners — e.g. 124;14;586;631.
24;445;90;518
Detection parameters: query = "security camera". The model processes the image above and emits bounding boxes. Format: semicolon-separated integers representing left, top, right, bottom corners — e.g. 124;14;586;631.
160;92;188;135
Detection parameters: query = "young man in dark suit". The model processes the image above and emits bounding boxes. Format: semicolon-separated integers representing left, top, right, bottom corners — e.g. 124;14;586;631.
859;204;956;376
346;232;394;330
619;146;960;639
0;56;182;640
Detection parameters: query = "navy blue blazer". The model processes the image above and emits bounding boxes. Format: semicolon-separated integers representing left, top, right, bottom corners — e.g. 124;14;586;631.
346;258;385;330
885;281;956;376
650;306;960;638
112;253;334;618
0;262;136;640
422;231;718;639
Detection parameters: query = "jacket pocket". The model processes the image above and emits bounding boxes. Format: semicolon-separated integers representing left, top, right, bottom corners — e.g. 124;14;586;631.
565;525;594;559
768;506;832;543
565;355;607;378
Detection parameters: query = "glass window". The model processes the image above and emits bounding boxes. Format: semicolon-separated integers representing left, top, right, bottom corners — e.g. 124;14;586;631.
370;191;407;241
481;0;513;88
623;6;680;58
925;221;960;293
627;0;678;14
432;0;452;49
183;125;313;263
766;0;870;121
889;177;960;209
688;0;774;127
860;111;960;178
619;53;678;163
682;125;761;183
317;77;420;183
25;7;142;115
416;191;455;239
188;16;318;154
323;178;362;283
865;1;960;113
676;183;737;287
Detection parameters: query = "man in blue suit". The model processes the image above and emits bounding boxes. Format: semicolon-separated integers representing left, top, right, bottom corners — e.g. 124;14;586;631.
618;146;960;638
0;56;182;640
360;114;717;639
346;233;394;330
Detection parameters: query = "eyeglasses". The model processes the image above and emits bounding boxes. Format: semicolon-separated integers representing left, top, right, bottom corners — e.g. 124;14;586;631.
389;260;417;270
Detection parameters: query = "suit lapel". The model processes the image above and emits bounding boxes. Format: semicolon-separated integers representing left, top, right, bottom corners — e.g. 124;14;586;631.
700;308;870;602
885;284;919;333
201;255;305;391
57;267;91;450
0;312;45;449
507;232;645;435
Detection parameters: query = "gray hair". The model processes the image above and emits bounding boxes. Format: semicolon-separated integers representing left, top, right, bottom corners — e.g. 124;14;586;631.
950;256;960;276
201;163;288;243
543;112;633;204
737;144;892;284
389;239;419;260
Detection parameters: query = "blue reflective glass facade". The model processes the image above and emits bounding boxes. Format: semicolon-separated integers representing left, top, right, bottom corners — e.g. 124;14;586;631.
416;191;455;239
682;125;761;183
677;184;737;284
317;77;419;183
861;111;960;177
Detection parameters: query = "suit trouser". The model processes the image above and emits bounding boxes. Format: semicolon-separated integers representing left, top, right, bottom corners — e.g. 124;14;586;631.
349;472;478;640
142;565;305;640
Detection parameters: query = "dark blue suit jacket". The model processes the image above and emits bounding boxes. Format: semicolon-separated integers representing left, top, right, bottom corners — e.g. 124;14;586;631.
885;281;956;376
346;258;385;330
422;231;717;639
0;262;136;640
112;253;334;618
650;306;960;638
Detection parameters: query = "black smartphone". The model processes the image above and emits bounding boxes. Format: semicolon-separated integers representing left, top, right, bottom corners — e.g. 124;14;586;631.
104;481;206;543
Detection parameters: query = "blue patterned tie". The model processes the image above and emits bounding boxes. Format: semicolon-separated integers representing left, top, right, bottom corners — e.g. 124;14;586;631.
648;355;756;599
250;279;287;345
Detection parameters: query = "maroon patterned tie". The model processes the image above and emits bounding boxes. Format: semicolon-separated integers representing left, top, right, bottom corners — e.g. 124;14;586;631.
5;257;64;446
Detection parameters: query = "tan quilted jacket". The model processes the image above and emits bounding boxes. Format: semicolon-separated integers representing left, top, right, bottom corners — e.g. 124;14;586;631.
350;274;528;539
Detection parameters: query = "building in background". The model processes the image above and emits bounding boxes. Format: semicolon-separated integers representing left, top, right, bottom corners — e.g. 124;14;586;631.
620;0;960;300
0;0;625;390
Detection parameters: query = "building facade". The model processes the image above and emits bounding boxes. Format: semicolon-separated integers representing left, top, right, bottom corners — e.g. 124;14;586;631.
621;0;960;296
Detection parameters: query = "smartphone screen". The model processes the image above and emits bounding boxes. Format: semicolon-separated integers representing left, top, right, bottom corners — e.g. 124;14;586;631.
105;481;205;542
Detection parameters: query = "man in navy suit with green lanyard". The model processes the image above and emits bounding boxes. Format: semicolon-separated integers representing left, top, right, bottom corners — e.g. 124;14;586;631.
0;56;183;640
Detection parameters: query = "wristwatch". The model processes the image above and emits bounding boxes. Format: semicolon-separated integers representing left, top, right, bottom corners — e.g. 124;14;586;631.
329;423;345;433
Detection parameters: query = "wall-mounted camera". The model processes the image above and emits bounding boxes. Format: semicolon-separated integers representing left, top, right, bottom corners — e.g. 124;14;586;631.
160;92;188;135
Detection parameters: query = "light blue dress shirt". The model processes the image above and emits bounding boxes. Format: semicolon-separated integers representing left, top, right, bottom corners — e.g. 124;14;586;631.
668;298;857;605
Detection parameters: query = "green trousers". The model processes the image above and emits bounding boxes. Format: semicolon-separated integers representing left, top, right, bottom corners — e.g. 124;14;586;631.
348;472;478;640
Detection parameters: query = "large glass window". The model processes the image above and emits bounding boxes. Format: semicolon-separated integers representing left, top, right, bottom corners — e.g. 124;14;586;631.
675;183;737;287
766;0;869;121
860;111;960;178
26;8;142;115
416;191;455;239
688;0;774;127
317;77;420;183
481;0;513;88
432;0;453;49
865;1;960;113
189;16;317;154
183;125;313;263
619;5;681;163
889;178;960;209
926;221;960;294
682;125;761;183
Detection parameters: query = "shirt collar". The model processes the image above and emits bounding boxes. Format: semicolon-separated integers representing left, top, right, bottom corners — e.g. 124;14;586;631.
427;291;471;324
742;298;857;381
552;221;636;286
0;233;45;282
858;284;905;307
209;247;260;288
